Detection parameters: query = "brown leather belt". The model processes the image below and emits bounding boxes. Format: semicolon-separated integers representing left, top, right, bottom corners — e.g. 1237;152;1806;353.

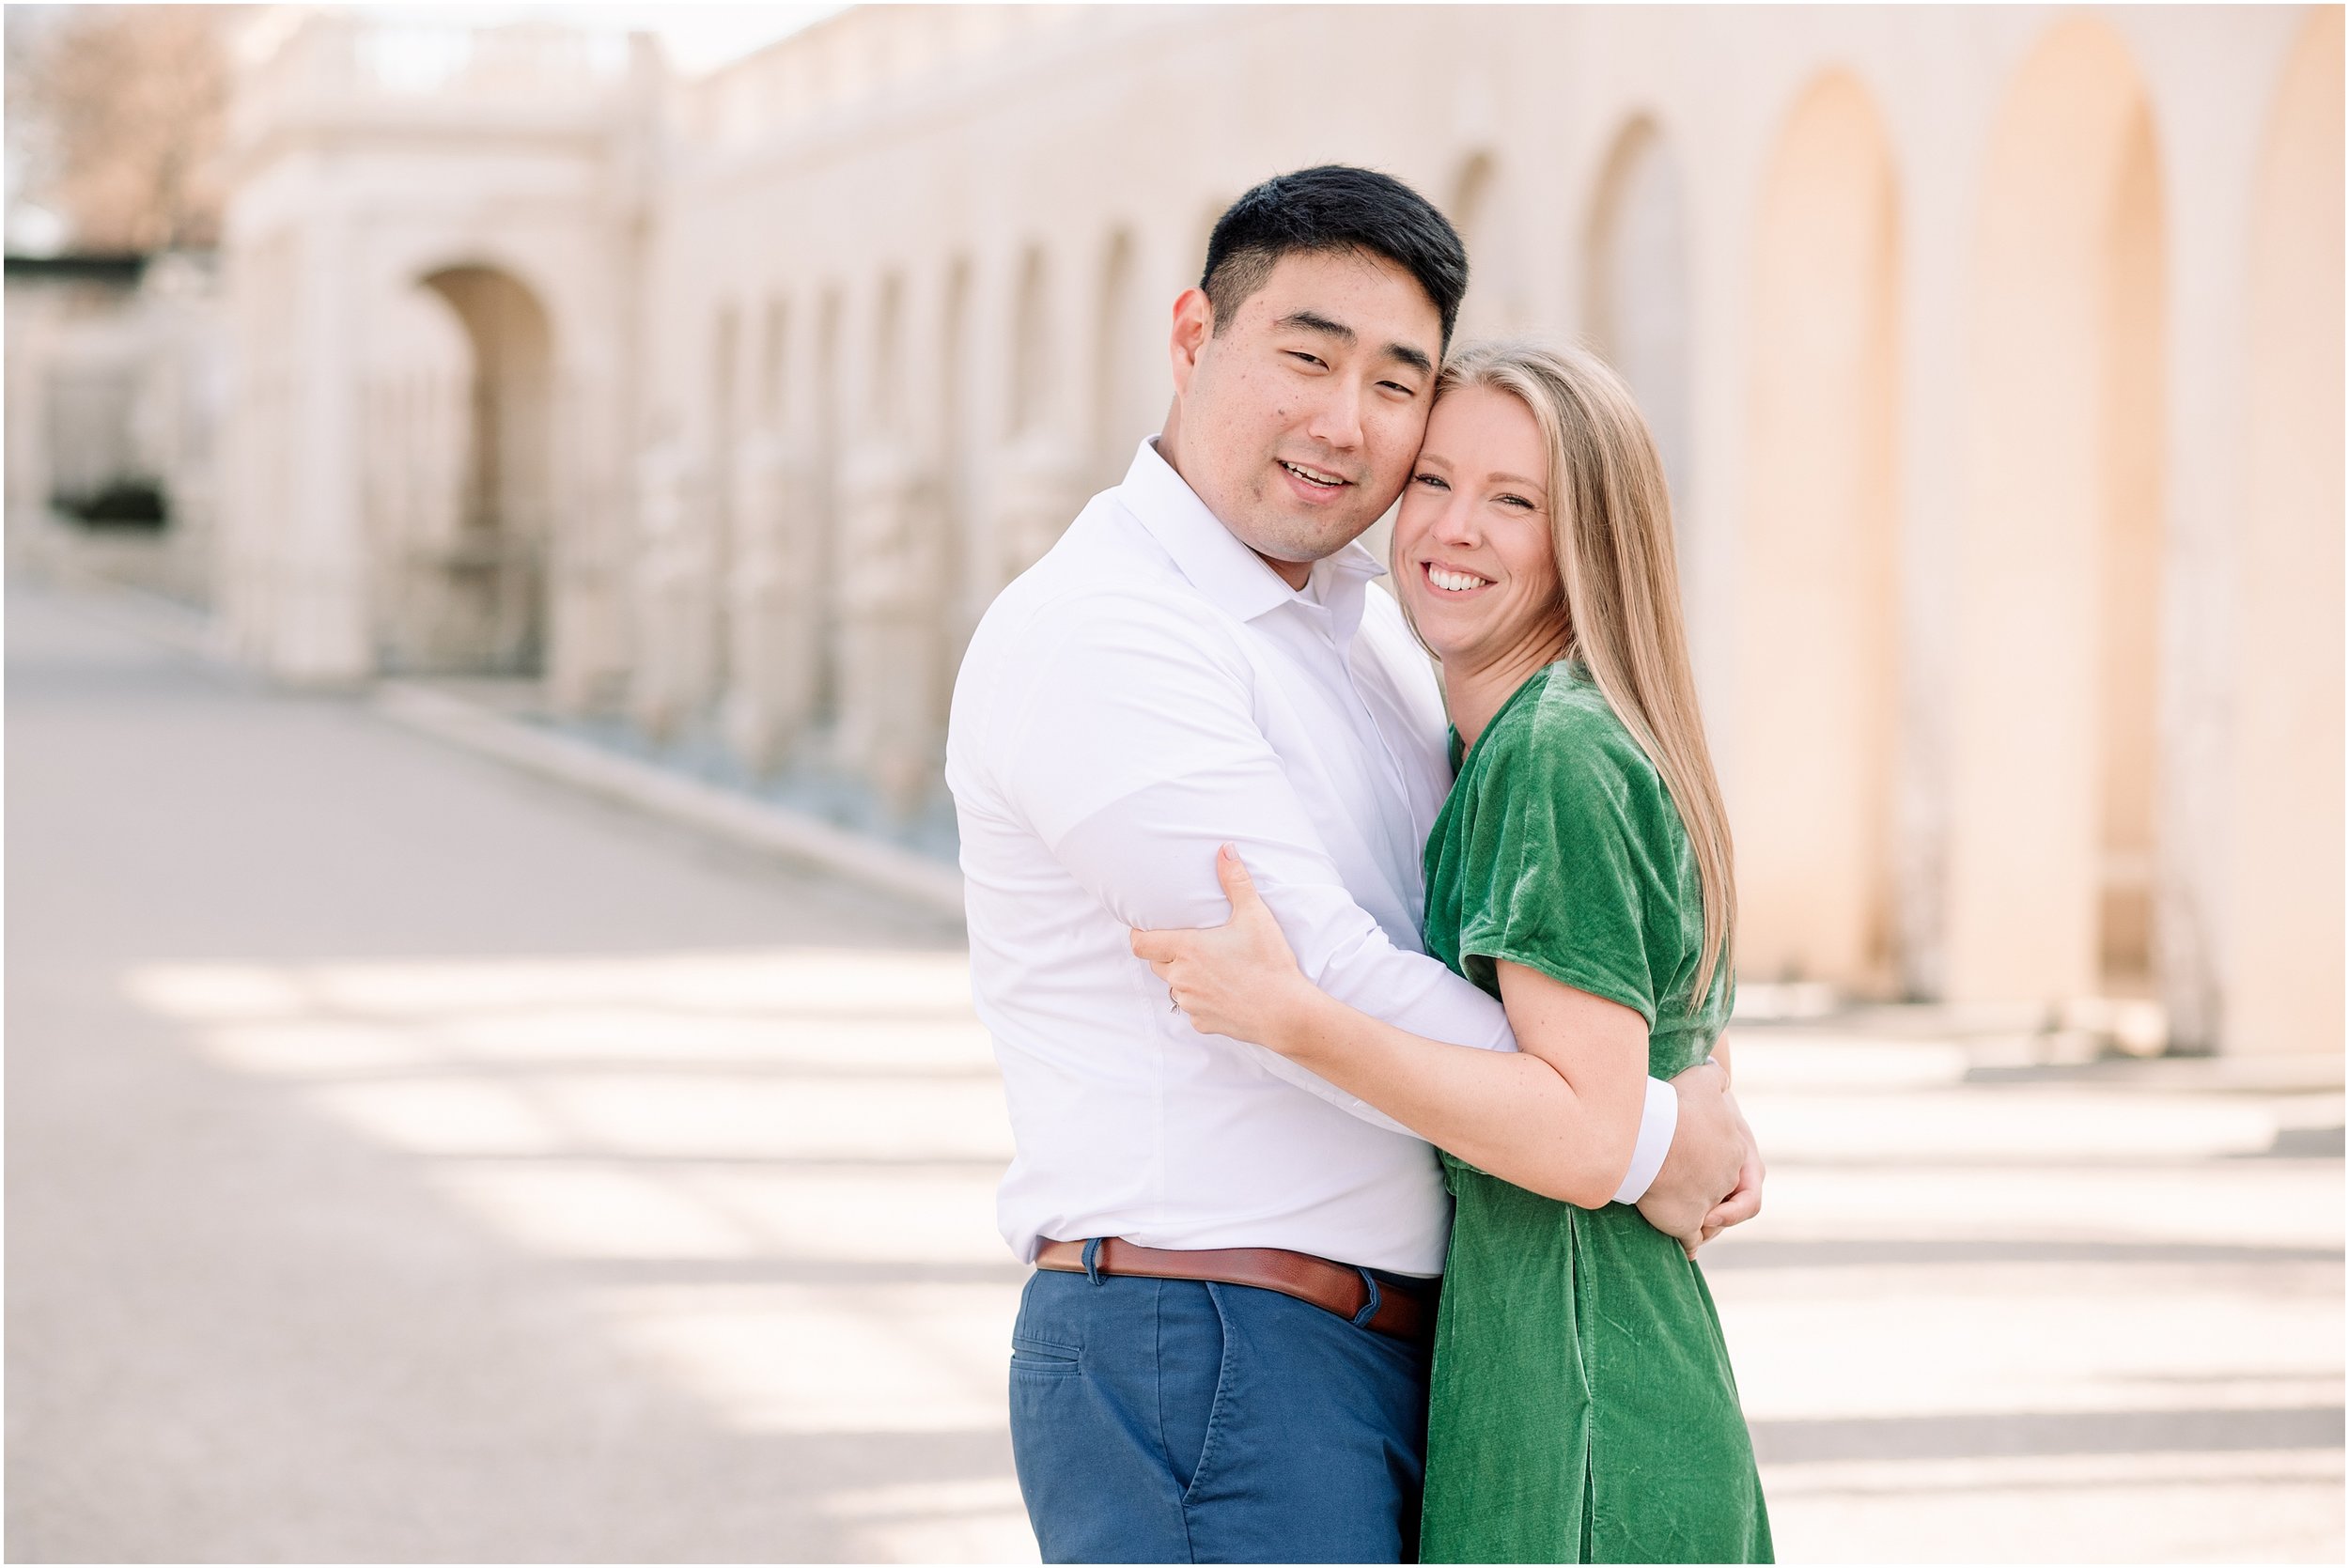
1035;1238;1435;1343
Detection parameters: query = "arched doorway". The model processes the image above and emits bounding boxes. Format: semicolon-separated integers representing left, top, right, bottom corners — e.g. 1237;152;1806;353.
940;257;974;723
366;263;553;674
2228;8;2343;1052
1735;71;1904;995
708;296;743;704
1586;117;1696;562
1449;149;1511;341
992;242;1087;587
836;268;946;813
811;287;844;729
1946;19;2166;1007
1009;244;1053;443
1091;227;1152;491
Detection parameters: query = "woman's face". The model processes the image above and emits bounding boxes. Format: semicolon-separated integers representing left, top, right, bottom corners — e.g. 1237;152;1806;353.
1393;382;1564;668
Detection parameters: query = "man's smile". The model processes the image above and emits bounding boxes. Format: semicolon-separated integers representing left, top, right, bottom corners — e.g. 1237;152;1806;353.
1278;458;1353;493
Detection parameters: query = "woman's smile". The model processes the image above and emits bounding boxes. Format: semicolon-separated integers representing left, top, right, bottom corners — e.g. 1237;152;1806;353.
1422;559;1495;595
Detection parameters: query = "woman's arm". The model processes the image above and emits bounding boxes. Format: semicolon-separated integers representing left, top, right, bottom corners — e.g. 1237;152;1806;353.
1280;957;1649;1207
1136;846;1648;1207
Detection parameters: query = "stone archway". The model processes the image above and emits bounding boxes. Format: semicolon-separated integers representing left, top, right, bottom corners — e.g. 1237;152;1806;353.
2226;8;2343;1052
1090;227;1151;491
1008;245;1054;442
707;296;744;703
367;262;553;674
1585;116;1696;559
722;293;821;776
1448;149;1511;341
1735;71;1903;995
811;287;845;728
939;257;976;722
837;269;947;815
1945;18;2166;1007
992;242;1086;589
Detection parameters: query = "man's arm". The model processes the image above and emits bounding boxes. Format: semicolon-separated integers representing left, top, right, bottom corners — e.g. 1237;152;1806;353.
986;588;1678;1198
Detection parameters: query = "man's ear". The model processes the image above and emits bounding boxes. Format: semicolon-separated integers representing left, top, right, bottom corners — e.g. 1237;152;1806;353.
1169;287;1213;396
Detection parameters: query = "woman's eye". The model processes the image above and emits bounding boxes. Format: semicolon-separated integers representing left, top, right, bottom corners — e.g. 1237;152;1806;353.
1497;493;1534;509
1413;473;1447;489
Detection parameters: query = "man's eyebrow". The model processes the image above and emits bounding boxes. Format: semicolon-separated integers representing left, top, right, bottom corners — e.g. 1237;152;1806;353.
1275;310;1434;377
1382;341;1435;376
1276;310;1355;342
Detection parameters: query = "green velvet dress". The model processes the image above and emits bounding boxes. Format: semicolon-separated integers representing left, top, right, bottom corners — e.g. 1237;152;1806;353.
1416;661;1771;1564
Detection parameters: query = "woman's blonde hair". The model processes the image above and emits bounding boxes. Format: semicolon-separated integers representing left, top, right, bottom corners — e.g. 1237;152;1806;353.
1431;338;1737;1005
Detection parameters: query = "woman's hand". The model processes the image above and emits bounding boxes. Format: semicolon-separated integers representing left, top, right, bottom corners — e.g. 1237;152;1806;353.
1699;1095;1765;1245
1129;846;1315;1050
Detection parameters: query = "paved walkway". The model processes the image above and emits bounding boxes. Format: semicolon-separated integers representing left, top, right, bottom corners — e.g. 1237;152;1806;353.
8;582;2341;1561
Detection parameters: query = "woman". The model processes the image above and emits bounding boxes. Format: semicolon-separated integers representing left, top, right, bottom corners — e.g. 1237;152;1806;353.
1131;341;1770;1563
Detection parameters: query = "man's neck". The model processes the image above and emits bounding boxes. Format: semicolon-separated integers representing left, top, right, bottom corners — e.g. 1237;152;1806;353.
1153;426;1313;593
1255;551;1313;591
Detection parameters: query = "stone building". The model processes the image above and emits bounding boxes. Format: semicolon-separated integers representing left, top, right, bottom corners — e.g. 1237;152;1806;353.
132;4;2349;1053
5;250;226;600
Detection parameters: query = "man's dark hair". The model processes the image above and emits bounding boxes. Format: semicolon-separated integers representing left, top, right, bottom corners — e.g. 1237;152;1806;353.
1199;165;1470;349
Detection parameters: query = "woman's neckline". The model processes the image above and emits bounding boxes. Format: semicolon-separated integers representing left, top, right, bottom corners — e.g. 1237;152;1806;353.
1450;658;1579;771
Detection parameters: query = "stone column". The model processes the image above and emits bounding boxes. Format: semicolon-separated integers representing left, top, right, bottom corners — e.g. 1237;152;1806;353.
2223;9;2344;1055
986;431;1091;589
555;41;666;716
628;439;713;741
722;427;823;773
2148;25;2289;1054
273;211;373;684
546;367;632;716
834;442;944;815
1887;78;1982;1003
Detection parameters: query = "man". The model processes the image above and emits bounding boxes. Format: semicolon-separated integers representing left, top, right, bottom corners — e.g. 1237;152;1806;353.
946;166;1758;1563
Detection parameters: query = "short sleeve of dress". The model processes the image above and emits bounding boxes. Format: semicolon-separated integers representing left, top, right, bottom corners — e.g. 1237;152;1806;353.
1452;705;1669;1028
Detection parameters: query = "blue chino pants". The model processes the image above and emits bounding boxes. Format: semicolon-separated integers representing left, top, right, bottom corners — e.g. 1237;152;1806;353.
1007;1259;1432;1563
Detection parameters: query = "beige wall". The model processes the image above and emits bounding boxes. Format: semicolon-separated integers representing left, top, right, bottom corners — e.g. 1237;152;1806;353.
190;4;2341;1050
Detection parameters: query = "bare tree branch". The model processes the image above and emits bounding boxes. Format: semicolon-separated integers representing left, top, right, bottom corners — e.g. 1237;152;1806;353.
9;6;232;253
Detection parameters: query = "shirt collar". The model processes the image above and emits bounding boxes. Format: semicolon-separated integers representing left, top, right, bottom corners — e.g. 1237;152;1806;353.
1117;437;1388;627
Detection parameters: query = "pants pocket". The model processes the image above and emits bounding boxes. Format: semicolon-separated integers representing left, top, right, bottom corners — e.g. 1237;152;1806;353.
1176;1281;1242;1506
1010;1334;1082;1377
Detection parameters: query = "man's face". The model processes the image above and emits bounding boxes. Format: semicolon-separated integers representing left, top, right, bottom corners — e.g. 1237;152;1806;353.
1162;249;1442;582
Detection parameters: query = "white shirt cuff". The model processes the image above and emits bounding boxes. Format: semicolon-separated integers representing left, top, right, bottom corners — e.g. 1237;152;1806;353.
1610;1075;1680;1204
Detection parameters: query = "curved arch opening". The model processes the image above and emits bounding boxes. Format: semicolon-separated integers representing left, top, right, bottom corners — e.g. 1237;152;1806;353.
1585;117;1695;555
367;262;553;674
872;271;907;437
1091;228;1146;489
941;256;974;721
1449;149;1508;339
1009;245;1052;439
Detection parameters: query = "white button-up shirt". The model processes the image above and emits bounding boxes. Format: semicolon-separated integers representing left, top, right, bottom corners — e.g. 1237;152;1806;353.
947;440;1672;1277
